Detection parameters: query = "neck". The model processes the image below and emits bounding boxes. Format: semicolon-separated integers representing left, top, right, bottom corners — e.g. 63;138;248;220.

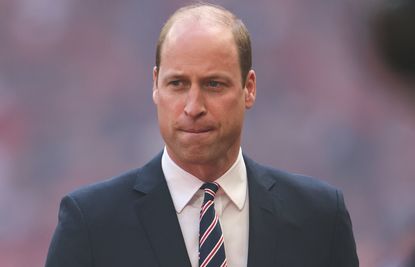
166;147;240;182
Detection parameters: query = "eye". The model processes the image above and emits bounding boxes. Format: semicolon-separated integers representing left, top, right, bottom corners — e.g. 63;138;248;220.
169;80;182;87
205;80;222;89
208;81;219;87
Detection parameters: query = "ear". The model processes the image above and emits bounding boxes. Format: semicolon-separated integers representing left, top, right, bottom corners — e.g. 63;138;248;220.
152;66;159;105
244;70;256;109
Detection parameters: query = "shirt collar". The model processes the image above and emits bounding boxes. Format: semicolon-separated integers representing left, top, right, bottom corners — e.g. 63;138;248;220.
162;147;247;213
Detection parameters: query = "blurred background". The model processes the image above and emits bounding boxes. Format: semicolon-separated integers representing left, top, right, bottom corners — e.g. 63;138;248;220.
1;0;414;266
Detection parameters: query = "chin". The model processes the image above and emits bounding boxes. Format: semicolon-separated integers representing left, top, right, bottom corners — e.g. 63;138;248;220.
177;146;217;164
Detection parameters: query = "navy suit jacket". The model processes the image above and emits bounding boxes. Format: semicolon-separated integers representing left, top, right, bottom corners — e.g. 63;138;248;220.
45;153;359;267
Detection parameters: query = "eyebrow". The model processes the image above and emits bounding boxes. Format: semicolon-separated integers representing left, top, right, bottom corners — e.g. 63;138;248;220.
161;73;188;82
202;74;233;84
161;71;234;84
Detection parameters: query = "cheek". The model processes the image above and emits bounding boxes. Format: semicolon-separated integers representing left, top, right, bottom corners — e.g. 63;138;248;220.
212;96;245;127
156;93;184;122
220;93;246;115
156;105;173;140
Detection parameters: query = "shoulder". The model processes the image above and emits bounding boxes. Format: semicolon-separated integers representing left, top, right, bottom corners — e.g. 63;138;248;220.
67;152;164;206
244;155;338;192
244;155;342;212
66;168;141;210
243;157;359;265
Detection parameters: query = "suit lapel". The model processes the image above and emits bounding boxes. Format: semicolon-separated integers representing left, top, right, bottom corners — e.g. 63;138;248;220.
245;156;282;267
133;153;191;267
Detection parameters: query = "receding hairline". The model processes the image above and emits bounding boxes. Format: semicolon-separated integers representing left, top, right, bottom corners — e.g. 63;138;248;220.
156;3;252;85
159;4;238;55
168;3;237;28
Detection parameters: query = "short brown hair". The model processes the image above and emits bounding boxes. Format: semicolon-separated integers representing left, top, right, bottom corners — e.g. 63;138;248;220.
155;3;252;85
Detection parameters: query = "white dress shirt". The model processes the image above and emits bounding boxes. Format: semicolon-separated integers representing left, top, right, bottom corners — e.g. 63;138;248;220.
162;147;249;267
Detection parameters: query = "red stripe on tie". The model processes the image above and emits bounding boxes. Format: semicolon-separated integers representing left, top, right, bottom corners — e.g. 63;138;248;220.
205;188;216;197
199;182;226;267
200;235;224;267
200;200;214;219
200;214;219;246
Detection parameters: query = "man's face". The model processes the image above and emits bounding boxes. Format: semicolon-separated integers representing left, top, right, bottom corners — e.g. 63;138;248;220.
153;21;256;170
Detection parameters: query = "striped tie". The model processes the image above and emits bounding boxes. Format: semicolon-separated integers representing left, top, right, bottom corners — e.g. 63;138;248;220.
199;182;227;267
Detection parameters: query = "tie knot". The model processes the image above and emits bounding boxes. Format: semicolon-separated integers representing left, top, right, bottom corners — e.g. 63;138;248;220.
201;182;219;199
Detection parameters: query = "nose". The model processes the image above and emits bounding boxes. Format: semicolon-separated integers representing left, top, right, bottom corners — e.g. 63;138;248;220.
184;85;206;118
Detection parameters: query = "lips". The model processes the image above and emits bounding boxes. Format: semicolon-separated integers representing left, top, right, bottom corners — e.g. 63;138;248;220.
177;124;215;135
180;128;212;133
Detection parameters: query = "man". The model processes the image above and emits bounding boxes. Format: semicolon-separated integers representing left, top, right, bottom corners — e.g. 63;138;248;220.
45;3;359;267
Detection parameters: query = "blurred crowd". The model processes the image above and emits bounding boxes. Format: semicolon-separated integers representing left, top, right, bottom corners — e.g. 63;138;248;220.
0;0;414;266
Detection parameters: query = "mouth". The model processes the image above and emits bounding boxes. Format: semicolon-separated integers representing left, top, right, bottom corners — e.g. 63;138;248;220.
180;128;212;134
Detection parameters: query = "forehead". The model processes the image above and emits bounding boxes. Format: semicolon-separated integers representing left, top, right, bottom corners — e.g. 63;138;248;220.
167;15;231;37
160;19;239;71
166;18;236;55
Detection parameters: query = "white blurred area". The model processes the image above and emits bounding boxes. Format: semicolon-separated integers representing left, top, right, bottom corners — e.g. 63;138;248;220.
0;0;414;266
